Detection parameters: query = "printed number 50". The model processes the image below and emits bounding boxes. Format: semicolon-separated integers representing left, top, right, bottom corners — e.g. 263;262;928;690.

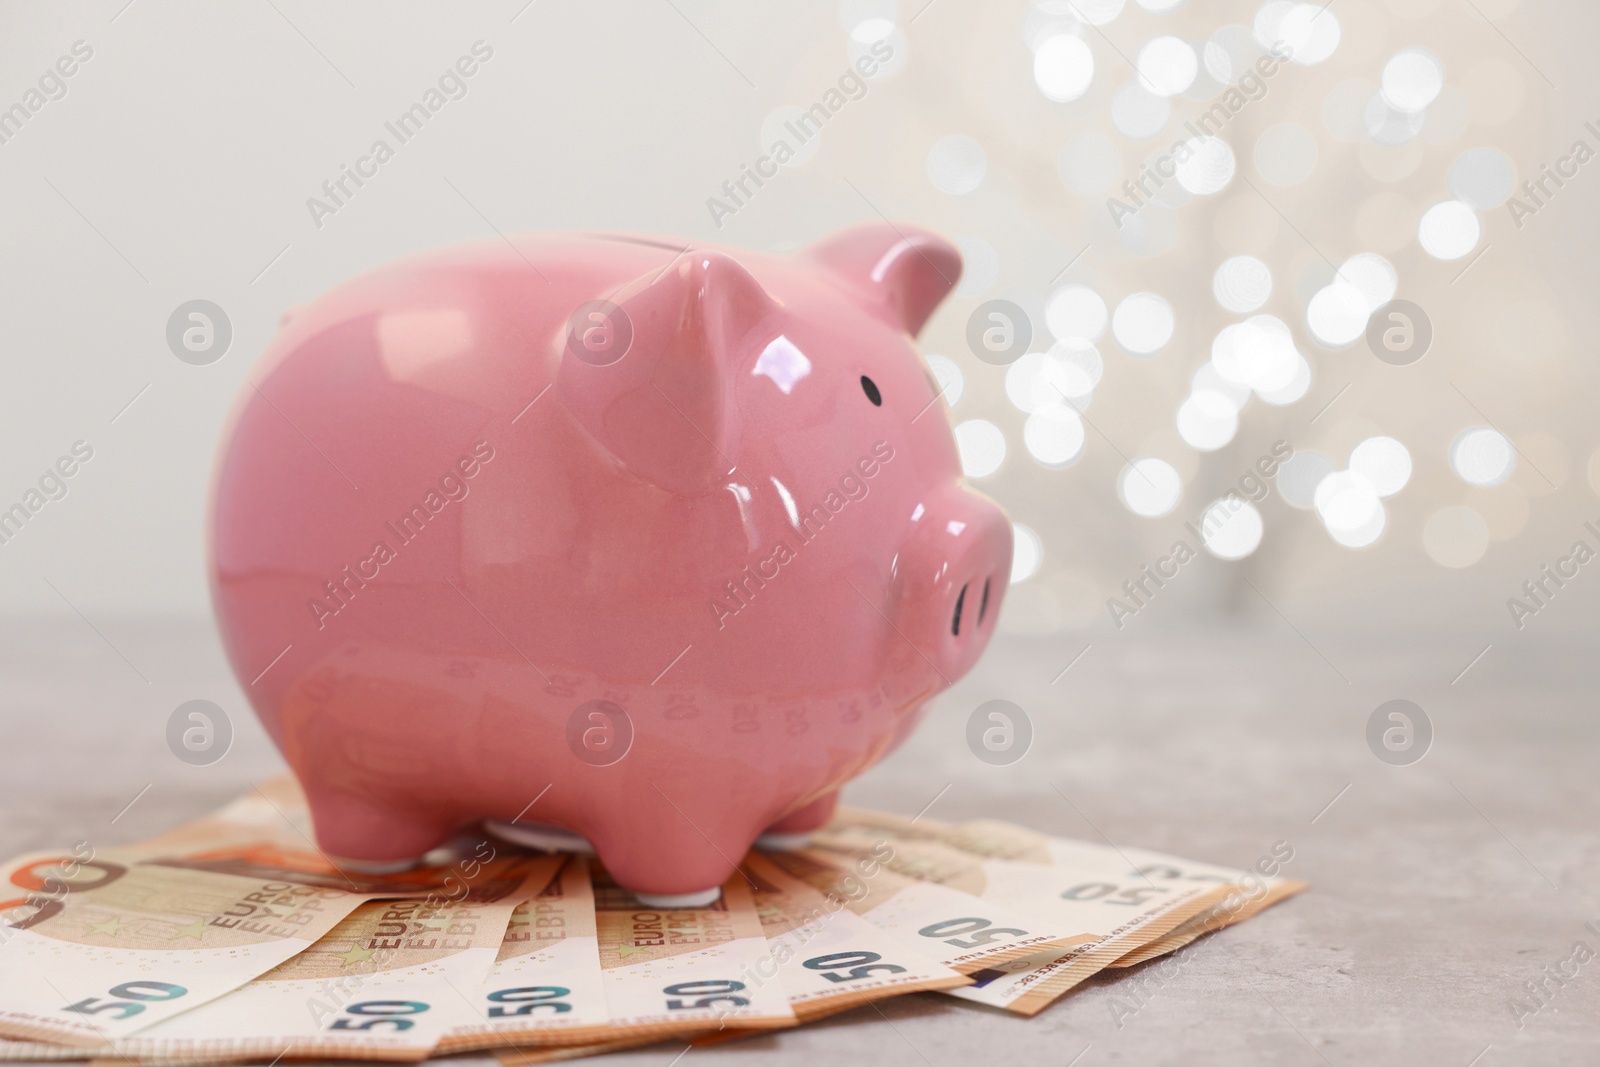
803;950;907;983
663;980;748;1010
917;917;1026;948
329;1000;429;1031
64;981;186;1020
487;986;572;1016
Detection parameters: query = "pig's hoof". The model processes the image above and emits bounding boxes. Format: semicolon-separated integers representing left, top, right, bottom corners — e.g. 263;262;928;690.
332;855;420;875
635;887;722;909
755;831;814;852
486;819;596;855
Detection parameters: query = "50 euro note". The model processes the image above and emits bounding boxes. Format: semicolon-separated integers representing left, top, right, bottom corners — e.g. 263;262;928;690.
0;777;552;1051
496;849;981;1065
106;852;563;1063
762;847;1093;977
0;845;378;1048
438;856;609;1053
1105;844;1307;968
812;813;1259;1016
573;864;796;1045
689;851;970;1046
495;862;797;1064
924;816;1308;968
499;863;800;1062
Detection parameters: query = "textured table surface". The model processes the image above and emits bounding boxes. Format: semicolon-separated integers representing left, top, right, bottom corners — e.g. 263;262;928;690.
2;618;1597;1066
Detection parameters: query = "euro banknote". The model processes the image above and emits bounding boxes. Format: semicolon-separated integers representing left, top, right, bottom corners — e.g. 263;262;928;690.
580;862;795;1042
814;809;1302;1014
0;781;1307;1062
440;856;610;1052
764;847;1094;976
105;852;560;1062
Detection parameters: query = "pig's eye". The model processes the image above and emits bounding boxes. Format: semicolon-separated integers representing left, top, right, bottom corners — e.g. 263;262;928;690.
859;375;882;407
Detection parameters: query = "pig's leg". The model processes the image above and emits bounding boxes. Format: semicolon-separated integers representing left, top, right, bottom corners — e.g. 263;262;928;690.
307;788;456;873
594;828;745;909
755;790;839;851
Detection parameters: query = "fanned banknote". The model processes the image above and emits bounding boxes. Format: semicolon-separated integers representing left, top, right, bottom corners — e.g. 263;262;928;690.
440;856;609;1052
1;781;1307;1063
686;852;971;1046
0;779;554;1051
1106;875;1308;968
0;848;377;1047
580;863;795;1043
815;809;1301;1015
738;852;971;1019
941;816;1307;968
106;852;561;1062
764;848;1093;976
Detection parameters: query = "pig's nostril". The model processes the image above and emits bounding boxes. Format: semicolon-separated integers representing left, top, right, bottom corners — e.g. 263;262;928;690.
952;583;968;637
978;577;990;626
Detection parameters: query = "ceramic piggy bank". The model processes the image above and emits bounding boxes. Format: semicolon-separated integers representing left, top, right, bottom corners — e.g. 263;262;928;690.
210;223;1011;906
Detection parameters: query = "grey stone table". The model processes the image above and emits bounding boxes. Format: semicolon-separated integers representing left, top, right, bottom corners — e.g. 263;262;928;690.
2;618;1596;1066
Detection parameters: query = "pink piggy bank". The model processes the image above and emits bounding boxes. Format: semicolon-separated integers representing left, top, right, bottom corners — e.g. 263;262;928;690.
210;223;1011;905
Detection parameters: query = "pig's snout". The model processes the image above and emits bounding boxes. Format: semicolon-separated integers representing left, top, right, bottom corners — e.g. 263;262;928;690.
892;486;1013;685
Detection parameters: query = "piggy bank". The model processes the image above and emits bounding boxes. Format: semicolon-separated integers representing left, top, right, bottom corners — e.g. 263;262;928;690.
210;223;1011;906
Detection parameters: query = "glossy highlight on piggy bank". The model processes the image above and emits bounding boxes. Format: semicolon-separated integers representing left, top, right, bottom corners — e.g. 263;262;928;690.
209;223;1012;905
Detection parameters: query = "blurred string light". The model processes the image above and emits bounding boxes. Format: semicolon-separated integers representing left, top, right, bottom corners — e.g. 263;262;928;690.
1255;2;1342;66
1136;36;1197;96
1316;43;1490;261
1046;284;1108;341
1112;82;1171;140
1211;315;1309;403
1192;361;1250;411
1213;255;1273;313
956;419;1007;478
1111;292;1174;356
1205;24;1261;84
1176;390;1238;451
1006;342;1102;412
1450;427;1516;487
1035;34;1095;102
840;0;907;78
923;353;964;407
1118;458;1183;517
1006;336;1100;468
1350;436;1413;497
1024;405;1087;467
1175;136;1236;194
1412;144;1517;265
1381;47;1445;113
1315;471;1386;548
1306;253;1396;348
1418;199;1481;260
992;0;1542;582
1201;498;1264;558
1272;437;1412;550
1011;522;1043;583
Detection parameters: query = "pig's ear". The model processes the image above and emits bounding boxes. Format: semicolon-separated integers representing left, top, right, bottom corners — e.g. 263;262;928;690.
557;251;777;494
802;223;961;337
